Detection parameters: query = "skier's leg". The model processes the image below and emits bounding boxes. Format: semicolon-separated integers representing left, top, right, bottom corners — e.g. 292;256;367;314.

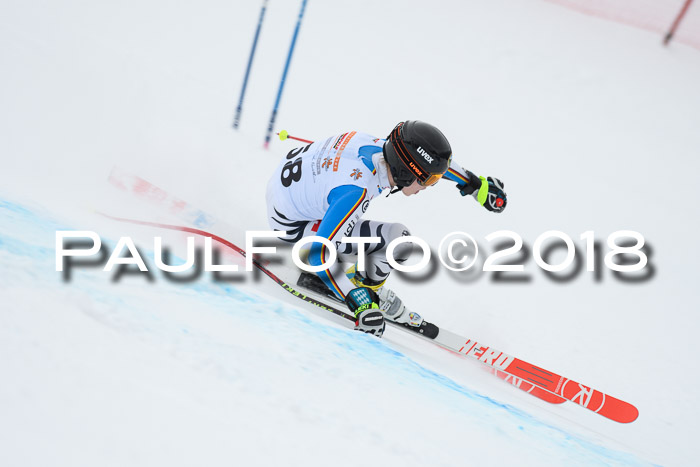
340;220;423;327
339;219;413;287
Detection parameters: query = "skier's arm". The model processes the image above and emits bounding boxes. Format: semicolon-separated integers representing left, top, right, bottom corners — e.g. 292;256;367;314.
443;160;508;213
442;161;474;186
307;185;367;301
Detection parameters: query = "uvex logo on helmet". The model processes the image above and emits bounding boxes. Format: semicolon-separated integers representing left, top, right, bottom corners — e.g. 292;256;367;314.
416;146;433;163
408;161;424;176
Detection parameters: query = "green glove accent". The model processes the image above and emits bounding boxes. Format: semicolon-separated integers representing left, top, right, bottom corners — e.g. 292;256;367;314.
477;176;489;206
354;302;379;318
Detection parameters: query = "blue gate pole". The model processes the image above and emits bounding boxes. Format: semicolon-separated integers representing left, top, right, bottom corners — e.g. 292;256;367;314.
263;0;308;148
233;0;269;129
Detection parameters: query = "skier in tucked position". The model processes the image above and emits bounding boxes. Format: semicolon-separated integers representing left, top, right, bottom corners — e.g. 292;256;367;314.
266;121;507;337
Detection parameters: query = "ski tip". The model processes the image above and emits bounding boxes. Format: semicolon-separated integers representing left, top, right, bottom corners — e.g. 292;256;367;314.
616;404;640;424
597;396;639;423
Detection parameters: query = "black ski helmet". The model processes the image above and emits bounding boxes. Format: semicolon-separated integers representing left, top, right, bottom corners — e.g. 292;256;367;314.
383;120;452;188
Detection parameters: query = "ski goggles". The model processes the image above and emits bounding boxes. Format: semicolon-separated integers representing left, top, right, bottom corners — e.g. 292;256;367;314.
419;171;446;187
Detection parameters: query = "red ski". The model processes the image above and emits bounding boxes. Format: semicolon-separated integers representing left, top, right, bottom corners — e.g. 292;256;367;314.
456;339;638;423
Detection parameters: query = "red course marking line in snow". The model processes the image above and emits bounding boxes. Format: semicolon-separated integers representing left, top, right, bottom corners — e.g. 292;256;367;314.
98;212;357;324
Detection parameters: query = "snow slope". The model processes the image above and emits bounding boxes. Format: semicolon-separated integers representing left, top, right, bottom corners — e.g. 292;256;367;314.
2;0;700;465
0;200;648;467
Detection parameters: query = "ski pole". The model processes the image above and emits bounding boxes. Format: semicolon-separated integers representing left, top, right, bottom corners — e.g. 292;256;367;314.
277;130;313;144
664;0;694;46
263;0;308;149
233;0;269;129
